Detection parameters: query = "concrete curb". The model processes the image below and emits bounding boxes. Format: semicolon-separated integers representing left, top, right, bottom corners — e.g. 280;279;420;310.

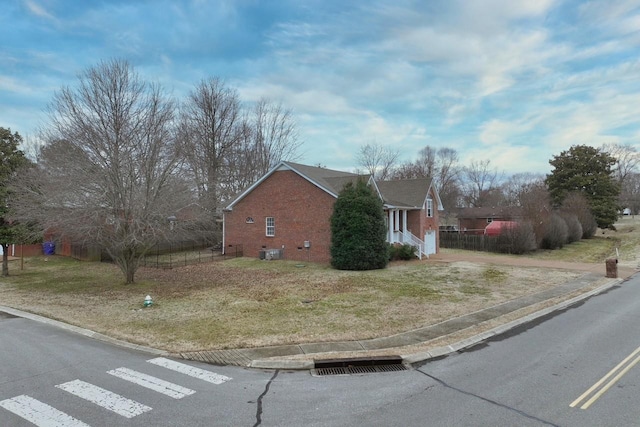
250;359;315;370
0;277;625;370
400;278;622;365
0;305;169;357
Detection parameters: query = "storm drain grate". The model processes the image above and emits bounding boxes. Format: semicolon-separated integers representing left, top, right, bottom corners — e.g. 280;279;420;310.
312;364;407;376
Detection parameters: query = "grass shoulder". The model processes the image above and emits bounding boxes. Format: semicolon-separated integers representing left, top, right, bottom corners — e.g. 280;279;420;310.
0;254;580;352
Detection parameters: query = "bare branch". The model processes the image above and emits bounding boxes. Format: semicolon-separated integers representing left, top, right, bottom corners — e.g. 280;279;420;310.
13;59;186;283
356;143;399;180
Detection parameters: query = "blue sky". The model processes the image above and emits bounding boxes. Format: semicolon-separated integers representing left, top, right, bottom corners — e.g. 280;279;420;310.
2;0;640;175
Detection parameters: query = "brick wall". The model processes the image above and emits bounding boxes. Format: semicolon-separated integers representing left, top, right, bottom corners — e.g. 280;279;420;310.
405;189;440;253
224;170;337;263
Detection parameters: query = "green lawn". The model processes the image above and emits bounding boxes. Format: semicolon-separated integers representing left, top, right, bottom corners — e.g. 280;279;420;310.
1;216;636;352
0;255;578;352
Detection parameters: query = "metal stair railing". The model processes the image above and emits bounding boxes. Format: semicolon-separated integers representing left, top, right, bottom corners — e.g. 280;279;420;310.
398;230;427;259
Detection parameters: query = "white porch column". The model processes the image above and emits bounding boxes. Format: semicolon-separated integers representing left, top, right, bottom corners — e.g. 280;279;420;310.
388;210;394;242
402;210;408;234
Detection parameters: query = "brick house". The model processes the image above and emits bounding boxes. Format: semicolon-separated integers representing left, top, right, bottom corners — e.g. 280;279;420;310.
223;161;443;263
456;207;523;235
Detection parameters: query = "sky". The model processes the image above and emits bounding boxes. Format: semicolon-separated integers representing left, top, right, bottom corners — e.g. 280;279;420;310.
2;0;640;176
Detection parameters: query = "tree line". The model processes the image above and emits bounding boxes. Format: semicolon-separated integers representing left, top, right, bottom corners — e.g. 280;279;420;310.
357;141;633;251
3;59;301;283
1;59;636;281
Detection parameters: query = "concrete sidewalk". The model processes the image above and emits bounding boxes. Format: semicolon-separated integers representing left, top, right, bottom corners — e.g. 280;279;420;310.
178;271;627;370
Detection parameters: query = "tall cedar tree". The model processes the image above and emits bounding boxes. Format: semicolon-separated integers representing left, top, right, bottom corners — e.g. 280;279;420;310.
546;145;620;229
0;128;31;276
330;179;388;270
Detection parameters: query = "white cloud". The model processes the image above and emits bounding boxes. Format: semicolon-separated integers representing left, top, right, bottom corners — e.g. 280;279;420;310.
457;0;556;35
0;76;33;94
25;0;57;21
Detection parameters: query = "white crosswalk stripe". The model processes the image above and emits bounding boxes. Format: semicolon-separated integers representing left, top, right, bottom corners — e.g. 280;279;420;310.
107;367;196;399
56;379;152;419
1;359;231;425
147;357;232;384
0;394;90;427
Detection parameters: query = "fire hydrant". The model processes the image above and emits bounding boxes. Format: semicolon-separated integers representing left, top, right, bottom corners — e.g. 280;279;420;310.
144;295;153;308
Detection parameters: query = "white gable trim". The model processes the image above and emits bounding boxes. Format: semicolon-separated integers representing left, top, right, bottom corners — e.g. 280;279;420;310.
423;183;444;211
368;176;385;202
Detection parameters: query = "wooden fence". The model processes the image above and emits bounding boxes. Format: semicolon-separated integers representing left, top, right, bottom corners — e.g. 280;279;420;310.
439;232;509;253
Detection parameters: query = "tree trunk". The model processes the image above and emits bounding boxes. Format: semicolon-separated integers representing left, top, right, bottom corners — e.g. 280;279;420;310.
125;266;135;284
2;244;9;277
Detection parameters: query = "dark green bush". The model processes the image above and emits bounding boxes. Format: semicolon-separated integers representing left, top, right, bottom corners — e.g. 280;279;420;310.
330;179;389;270
389;243;417;260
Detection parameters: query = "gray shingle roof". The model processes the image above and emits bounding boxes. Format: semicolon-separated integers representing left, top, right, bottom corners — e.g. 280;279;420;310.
376;178;433;208
284;162;369;196
226;161;438;210
456;206;523;219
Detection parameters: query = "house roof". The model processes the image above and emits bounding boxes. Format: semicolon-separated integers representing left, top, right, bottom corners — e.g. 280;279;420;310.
224;161;444;211
224;161;364;210
376;178;437;209
457;206;522;219
285;162;370;196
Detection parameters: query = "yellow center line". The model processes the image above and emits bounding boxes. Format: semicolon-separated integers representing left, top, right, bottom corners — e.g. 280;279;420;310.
570;345;640;409
581;354;640;409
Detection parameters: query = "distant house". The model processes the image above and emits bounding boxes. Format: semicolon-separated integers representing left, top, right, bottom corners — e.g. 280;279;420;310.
223;161;443;263
456;207;522;235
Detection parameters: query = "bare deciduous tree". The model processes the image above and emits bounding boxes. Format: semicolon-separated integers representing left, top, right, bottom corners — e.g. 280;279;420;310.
390;145;462;211
461;159;502;207
180;77;244;215
519;181;552;247
356;143;399;180
433;147;462;210
621;172;640;216
602;143;640;211
220;98;300;201
501;172;545;206
602;142;640;184
13;59;186;284
180;81;302;232
249;98;301;173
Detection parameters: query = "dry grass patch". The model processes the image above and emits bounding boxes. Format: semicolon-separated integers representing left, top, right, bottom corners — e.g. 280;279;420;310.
0;255;580;352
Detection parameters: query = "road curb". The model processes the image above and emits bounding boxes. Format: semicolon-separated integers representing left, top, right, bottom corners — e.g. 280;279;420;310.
0;305;169;357
0;277;625;370
401;278;623;365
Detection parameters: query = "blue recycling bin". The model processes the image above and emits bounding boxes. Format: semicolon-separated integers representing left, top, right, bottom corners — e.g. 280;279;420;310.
43;241;55;255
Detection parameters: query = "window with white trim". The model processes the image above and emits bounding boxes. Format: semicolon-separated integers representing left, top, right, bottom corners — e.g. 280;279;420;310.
426;198;433;218
266;217;275;236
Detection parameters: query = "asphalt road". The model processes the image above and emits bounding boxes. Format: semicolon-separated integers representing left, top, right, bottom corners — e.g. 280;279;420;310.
1;273;639;426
